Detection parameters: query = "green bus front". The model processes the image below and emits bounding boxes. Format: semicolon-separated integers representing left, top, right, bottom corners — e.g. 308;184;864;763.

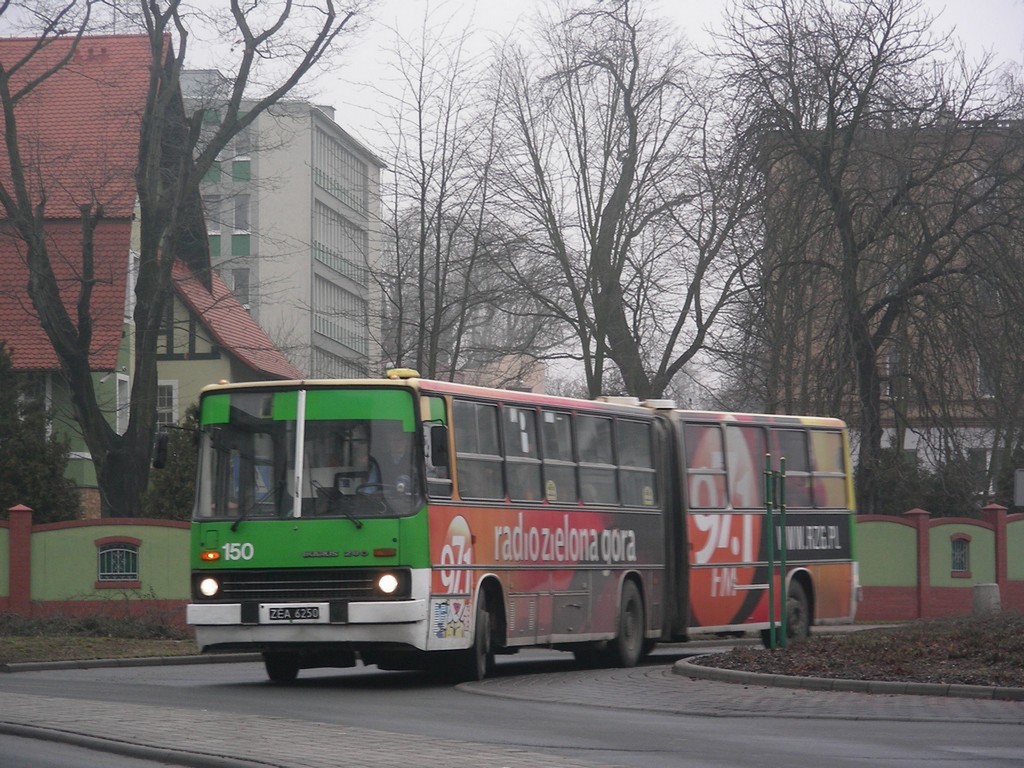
186;382;436;678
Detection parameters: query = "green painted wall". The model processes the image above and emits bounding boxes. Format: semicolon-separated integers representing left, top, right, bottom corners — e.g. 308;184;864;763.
855;520;917;587
929;523;995;586
29;525;190;601
1009;519;1024;581
4;515;1022;614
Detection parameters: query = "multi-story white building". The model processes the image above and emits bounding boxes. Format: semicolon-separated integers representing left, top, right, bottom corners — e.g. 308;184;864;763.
184;71;384;379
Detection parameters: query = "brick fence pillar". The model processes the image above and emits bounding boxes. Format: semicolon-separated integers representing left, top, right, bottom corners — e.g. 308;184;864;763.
7;504;33;615
980;503;1008;596
904;508;930;619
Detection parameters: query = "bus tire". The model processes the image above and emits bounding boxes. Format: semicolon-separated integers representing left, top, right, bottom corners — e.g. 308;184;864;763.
454;589;494;682
760;580;812;648
263;651;300;683
605;580;645;668
786;580;811;643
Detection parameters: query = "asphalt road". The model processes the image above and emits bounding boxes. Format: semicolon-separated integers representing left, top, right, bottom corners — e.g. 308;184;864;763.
1;646;1022;768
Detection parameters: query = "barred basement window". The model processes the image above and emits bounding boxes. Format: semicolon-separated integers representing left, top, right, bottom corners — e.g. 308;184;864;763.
96;539;141;585
951;535;971;578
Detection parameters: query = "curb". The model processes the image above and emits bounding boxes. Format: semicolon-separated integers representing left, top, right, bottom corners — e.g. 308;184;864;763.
0;722;276;768
0;653;259;674
673;656;1024;701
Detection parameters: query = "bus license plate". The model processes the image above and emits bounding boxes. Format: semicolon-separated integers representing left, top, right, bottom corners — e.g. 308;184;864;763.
259;603;328;623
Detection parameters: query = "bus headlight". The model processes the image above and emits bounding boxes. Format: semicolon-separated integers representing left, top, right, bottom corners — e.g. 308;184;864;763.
199;577;221;598
377;573;400;595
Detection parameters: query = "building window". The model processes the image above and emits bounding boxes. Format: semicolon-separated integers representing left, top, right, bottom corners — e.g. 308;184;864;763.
231;233;250;257
125;250;139;321
116;373;130;435
311;347;365;379
234;127;251;158
232;159;251;182
203;195;221;233
233;193;250;232
951;535;971;578
312;127;368;213
312;201;369;284
312;275;368;355
96;538;141;587
156;382;178;427
232;268;251;307
978;359;995;398
203;160;221;183
967;447;990;497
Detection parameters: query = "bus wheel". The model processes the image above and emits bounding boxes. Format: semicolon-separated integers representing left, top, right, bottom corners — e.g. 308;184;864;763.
263;651;300;683
786;580;811;643
606;580;645;668
760;580;811;648
455;590;494;682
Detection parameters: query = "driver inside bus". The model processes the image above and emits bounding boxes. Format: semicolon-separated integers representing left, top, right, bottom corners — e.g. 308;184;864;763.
364;421;415;494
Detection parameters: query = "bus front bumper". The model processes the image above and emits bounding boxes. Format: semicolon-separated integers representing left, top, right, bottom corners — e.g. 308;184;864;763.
187;599;432;653
187;598;427;626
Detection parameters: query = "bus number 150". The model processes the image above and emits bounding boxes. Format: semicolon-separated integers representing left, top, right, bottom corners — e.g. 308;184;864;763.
223;542;255;561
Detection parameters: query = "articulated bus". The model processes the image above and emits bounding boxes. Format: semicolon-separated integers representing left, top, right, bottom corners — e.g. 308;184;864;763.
184;370;858;682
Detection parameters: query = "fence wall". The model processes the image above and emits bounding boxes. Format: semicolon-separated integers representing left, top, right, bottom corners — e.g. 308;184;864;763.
856;504;1024;620
2;504;1023;627
1;505;189;628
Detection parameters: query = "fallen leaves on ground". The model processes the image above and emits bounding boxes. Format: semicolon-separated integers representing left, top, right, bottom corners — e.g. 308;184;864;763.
692;613;1024;687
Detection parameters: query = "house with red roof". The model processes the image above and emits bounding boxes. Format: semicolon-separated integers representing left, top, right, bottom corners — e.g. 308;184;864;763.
0;33;302;516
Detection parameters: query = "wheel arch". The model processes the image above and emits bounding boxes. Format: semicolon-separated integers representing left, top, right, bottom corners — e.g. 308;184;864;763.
617;569;650;633
473;573;507;648
787;568;815;623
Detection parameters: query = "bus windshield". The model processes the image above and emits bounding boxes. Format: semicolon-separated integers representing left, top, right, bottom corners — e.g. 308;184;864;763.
193;387;421;521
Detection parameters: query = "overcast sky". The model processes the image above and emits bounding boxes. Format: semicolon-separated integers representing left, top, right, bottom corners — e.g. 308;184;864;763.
325;0;1024;148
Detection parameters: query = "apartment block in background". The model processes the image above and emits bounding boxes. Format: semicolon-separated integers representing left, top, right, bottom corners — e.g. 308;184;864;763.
184;71;385;379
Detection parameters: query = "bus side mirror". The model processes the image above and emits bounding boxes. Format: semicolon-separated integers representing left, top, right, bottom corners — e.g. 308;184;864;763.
152;431;169;469
427;424;450;473
425;423;452;498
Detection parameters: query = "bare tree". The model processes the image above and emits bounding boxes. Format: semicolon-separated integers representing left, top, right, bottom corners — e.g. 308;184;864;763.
0;0;359;516
490;0;759;400
374;3;556;383
719;0;1024;512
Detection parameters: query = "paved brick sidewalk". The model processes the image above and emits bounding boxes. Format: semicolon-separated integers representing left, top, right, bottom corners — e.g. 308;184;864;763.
0;689;619;768
2;659;1022;768
464;664;1024;724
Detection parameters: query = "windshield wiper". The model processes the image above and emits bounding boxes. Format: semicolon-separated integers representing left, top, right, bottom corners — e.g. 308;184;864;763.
230;484;279;532
311;479;363;528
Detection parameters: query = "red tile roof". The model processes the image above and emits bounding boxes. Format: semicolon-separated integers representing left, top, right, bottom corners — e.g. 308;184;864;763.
0;34;154;219
0;35;152;371
0;219;129;371
172;260;304;380
1;33;299;380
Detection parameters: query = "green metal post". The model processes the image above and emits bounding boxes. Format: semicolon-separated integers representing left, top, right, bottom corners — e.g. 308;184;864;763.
764;453;777;649
779;456;788;649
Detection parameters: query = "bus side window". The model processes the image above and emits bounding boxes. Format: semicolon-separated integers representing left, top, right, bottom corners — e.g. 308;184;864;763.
810;430;849;508
617;419;657;506
453;400;504;500
771;429;812;507
577;414;617;505
725;425;767;508
682;424;726;509
541;410;576;503
504;406;542;502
